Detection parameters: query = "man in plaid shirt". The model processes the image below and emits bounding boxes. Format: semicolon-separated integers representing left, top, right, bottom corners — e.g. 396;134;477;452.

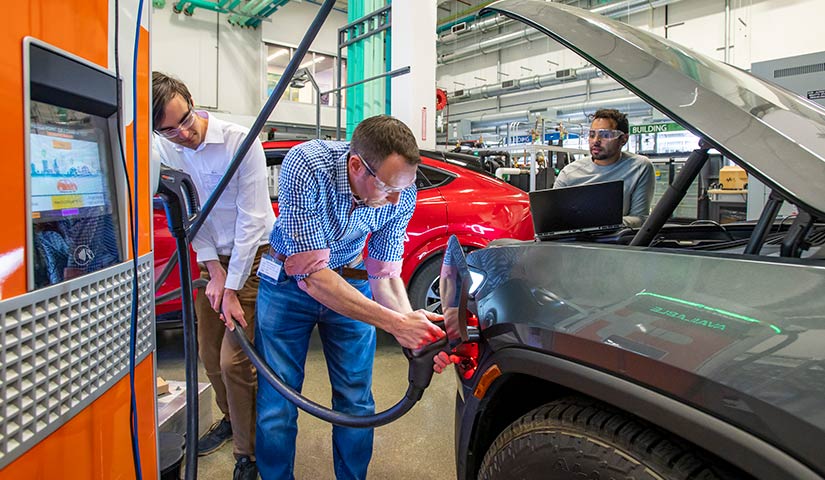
255;115;445;480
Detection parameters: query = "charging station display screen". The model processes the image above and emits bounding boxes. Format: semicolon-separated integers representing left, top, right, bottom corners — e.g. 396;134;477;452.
30;122;109;219
29;101;122;288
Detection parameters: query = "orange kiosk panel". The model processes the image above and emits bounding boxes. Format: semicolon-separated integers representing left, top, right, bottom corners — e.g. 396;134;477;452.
1;1;157;478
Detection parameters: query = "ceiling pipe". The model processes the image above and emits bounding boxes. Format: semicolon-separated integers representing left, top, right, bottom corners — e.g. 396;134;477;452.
437;0;684;65
446;66;601;103
457;96;651;132
591;0;679;17
558;109;655;126
438;28;545;64
438;13;511;41
469;110;531;129
436;0;499;34
550;96;650;119
438;0;585;41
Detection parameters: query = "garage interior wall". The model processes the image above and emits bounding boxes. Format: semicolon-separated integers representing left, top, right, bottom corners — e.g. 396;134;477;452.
151;1;347;130
438;0;825;138
151;0;825;134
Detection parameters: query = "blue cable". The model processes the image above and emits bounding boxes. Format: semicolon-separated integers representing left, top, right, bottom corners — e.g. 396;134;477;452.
128;0;146;478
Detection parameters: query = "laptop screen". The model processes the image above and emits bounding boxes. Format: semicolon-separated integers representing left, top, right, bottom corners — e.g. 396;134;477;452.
529;181;624;236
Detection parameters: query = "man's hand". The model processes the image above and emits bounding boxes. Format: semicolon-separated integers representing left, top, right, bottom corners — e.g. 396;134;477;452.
204;261;227;312
220;289;246;331
433;351;460;374
390;309;445;350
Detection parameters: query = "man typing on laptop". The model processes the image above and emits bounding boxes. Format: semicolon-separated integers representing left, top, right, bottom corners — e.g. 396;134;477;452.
529;181;626;240
554;108;655;228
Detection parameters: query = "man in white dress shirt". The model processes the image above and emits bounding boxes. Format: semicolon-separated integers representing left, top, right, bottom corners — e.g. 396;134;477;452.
152;71;273;480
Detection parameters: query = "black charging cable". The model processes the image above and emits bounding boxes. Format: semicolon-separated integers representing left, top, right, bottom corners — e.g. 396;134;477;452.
156;166;202;480
231;326;447;427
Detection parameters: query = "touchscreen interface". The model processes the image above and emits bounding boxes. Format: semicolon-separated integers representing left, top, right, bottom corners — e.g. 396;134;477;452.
29;101;122;288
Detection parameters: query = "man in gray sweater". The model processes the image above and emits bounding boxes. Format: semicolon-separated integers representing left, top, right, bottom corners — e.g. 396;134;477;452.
554;109;655;228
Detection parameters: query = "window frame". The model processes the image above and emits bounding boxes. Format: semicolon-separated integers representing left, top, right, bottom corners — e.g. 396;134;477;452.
263;42;347;108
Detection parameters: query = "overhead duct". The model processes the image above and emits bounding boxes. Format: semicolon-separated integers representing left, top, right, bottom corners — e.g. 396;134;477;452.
454;96;652;134
470;126;498;134
550;96;650;120
437;0;586;41
446;66;600;103
467;110;531;130
437;0;684;65
438;28;545;64
591;0;681;18
438;14;511;42
559;109;655;126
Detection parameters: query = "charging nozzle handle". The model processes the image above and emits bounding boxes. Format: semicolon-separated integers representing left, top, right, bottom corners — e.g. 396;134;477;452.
403;336;450;402
157;165;200;238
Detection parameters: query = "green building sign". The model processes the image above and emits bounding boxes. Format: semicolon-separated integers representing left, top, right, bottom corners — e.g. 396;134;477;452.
630;122;686;135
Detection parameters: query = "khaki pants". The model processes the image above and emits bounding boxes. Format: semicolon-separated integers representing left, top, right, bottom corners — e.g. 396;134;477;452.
195;244;266;459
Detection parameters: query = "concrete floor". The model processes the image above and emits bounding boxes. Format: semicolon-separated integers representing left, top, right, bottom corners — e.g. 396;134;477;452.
156;328;457;480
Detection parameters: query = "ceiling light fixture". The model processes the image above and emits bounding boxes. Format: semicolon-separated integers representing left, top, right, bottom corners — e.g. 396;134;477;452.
267;49;289;62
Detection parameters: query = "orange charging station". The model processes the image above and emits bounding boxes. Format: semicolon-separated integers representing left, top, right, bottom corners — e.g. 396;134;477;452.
1;1;157;478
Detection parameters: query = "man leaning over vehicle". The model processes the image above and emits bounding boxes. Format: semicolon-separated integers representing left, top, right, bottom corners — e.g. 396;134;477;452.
254;115;445;480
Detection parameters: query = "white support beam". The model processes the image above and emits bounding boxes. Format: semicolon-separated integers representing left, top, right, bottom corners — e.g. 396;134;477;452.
391;0;436;149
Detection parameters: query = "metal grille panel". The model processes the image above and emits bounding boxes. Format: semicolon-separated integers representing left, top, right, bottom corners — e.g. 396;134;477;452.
0;254;154;469
774;62;825;78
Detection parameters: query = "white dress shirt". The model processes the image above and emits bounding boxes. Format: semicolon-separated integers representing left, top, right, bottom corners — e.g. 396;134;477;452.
153;112;275;290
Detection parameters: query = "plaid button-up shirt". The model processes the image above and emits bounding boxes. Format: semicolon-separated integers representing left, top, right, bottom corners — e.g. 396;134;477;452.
269;140;416;281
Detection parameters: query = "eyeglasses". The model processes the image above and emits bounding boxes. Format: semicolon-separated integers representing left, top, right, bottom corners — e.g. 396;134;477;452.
356;154;414;194
155;108;197;139
588;128;625;140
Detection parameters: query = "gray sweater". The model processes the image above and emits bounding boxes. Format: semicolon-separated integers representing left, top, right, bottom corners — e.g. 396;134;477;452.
554;151;655;228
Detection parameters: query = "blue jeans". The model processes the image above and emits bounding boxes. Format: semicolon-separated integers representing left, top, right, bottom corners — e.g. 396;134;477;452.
255;272;376;480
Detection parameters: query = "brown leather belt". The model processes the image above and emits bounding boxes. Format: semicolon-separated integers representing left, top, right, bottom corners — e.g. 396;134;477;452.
269;248;368;281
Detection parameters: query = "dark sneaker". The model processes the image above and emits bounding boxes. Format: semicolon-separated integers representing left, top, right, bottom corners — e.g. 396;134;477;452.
197;418;232;456
233;456;258;480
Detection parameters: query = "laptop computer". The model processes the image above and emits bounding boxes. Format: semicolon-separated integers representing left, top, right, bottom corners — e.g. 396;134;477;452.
529;180;625;240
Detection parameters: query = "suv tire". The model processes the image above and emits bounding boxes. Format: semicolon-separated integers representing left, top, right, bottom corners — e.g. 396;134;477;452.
479;396;738;480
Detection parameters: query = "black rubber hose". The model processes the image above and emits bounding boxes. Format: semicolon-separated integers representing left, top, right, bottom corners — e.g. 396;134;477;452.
174;235;200;480
230;326;446;428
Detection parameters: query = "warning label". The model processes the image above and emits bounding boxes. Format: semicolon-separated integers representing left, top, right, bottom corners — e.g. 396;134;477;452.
807;89;825;100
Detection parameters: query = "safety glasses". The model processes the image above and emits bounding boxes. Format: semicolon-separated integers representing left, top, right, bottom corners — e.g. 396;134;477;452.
587;128;625;140
155;108;197;139
357;154;415;194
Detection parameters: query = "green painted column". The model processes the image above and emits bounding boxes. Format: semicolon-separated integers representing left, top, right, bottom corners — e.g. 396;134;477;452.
346;0;389;138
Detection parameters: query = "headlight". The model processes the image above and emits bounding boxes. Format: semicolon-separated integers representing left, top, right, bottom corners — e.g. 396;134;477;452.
469;268;486;295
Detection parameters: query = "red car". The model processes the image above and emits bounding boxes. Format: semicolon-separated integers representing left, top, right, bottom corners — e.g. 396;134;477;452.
153;139;534;322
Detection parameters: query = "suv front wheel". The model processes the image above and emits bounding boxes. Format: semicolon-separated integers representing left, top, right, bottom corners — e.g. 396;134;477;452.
479;396;739;480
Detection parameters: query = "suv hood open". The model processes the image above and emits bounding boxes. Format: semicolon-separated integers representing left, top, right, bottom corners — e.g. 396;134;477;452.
482;0;825;217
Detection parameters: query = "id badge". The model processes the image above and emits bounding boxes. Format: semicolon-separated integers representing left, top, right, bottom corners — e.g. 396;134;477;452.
257;253;283;281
